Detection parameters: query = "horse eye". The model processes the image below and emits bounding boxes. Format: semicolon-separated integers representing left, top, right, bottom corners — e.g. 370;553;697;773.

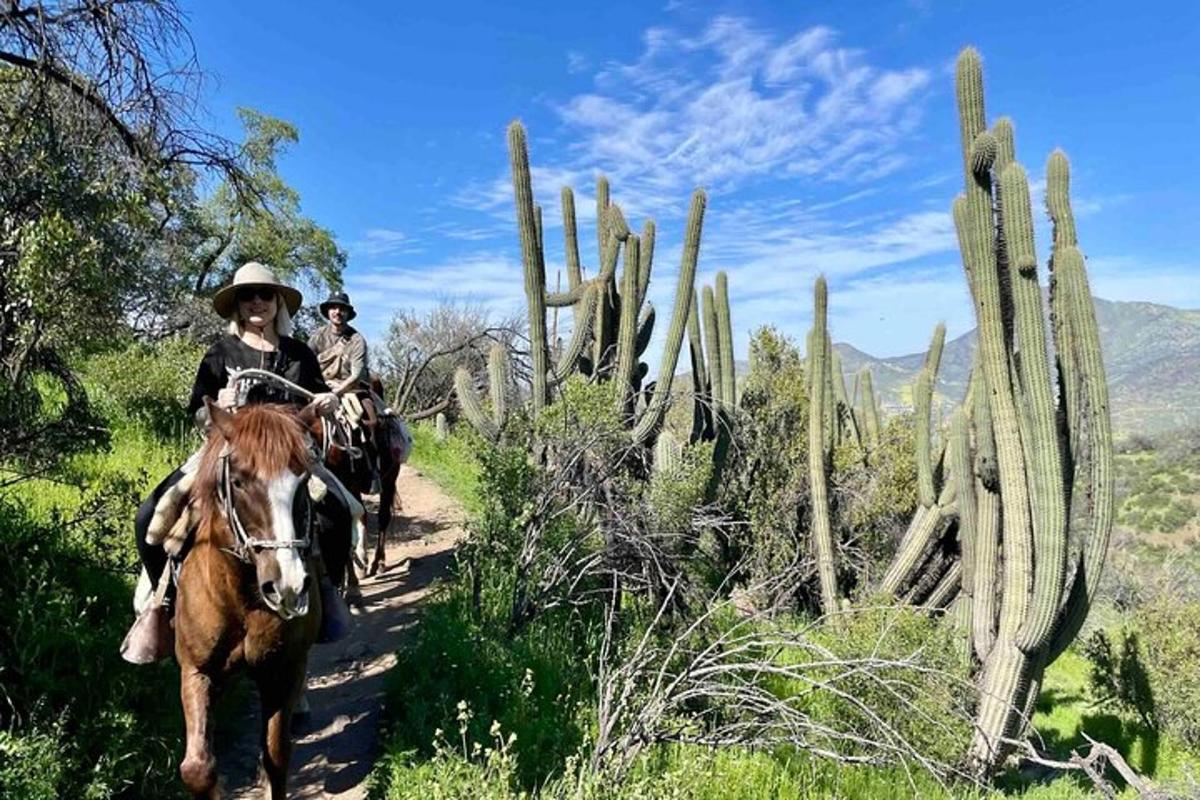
232;477;244;490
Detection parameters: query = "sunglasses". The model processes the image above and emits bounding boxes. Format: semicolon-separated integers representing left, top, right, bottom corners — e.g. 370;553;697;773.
236;287;277;303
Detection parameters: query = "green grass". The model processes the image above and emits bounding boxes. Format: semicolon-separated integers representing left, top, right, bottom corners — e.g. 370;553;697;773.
407;421;482;513
0;416;190;799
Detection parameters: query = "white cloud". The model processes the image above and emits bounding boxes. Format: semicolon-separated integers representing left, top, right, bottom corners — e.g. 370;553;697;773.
566;50;589;75
350;228;419;258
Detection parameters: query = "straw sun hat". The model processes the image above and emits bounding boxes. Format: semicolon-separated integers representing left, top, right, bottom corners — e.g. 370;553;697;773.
212;262;303;320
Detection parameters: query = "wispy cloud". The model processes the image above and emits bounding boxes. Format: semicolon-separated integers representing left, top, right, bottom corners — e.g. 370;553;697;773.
349;228;421;259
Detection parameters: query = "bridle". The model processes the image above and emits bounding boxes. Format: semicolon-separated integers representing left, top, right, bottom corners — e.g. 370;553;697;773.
215;448;314;565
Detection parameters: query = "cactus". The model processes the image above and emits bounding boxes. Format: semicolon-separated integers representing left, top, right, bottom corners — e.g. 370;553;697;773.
870;49;1114;774
435;411;448;442
507;122;550;413
808;276;839;615
915;323;947;508
488;341;509;430
631;190;707;444
716;272;735;409
454;365;498;443
457;122;721;465
702;285;723;414
858;368;881;450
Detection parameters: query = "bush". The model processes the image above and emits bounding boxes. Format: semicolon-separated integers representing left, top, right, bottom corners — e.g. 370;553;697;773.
723;327;919;608
1139;597;1200;749
83;336;204;440
1084;595;1200;751
795;605;973;767
0;495;181;798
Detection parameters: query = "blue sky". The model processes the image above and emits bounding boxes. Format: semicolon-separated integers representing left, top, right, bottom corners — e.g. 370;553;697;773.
185;0;1199;359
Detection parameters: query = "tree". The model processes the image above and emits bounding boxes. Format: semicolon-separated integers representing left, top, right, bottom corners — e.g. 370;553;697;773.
129;108;347;340
375;300;522;419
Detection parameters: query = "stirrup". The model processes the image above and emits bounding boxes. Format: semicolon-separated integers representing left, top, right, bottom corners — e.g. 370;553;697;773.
120;603;174;664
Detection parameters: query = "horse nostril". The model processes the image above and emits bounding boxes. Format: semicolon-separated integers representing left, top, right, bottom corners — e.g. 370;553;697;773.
260;580;278;599
300;575;311;595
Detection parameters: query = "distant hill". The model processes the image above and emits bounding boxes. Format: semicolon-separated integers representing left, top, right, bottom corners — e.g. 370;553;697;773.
832;296;1200;436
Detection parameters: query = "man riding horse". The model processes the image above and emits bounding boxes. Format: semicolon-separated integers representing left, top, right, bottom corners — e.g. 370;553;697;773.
308;290;382;490
121;262;355;664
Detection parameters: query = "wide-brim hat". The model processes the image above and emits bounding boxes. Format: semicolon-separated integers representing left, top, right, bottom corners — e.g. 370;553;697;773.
319;290;357;321
212;262;303;320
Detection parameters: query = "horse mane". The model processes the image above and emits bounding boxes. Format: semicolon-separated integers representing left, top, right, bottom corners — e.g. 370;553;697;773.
192;404;313;528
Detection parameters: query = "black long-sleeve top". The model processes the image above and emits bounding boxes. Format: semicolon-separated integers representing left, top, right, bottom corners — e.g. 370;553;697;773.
186;336;331;424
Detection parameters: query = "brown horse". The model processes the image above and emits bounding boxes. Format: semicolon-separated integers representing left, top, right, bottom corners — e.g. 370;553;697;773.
174;400;323;799
324;377;406;583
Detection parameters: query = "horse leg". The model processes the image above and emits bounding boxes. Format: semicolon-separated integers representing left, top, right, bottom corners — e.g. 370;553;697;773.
257;667;303;800
370;468;398;576
179;668;219;799
344;558;364;609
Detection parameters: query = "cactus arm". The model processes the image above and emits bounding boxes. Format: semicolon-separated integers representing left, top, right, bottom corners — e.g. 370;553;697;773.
562;186;583;290
454;366;498;443
1000;162;1069;653
508;122;549;413
1046;245;1114;661
716;271;736;409
487;342;508;429
638;220;655;307
545;281;594;308
915;323;947;507
924;559;963;610
596;175;610;268
702;284;723;413
631;189;706;445
878;477;959;596
859;368;881;449
635;305;656;358
549;283;598;384
614;234;642;411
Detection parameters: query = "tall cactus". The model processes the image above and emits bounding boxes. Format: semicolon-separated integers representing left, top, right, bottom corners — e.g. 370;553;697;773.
873;49;1113;775
457;121;720;460
808;277;839;616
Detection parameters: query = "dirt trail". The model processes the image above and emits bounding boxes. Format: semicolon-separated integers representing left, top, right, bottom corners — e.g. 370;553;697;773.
222;464;465;798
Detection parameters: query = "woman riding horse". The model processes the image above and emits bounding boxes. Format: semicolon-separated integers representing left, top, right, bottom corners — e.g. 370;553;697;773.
121;262;352;663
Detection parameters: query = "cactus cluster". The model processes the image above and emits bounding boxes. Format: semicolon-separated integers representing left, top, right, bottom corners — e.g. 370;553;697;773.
872;48;1113;775
456;121;724;456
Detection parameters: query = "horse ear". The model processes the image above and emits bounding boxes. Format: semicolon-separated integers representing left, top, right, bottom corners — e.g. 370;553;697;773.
206;398;235;440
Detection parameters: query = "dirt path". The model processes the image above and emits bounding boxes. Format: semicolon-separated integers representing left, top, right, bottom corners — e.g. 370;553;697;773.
222;464;465;798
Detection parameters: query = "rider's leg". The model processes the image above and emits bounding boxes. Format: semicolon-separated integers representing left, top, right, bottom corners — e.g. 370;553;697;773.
122;468;187;664
134;467;186;592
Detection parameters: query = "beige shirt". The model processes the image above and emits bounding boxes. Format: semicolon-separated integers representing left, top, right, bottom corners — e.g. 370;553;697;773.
308;323;369;385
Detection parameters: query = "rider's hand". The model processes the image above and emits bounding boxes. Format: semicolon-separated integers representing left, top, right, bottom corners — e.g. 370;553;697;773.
314;392;339;416
217;387;238;410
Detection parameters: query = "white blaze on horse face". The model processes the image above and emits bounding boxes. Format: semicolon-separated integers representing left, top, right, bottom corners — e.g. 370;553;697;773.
266;470;309;617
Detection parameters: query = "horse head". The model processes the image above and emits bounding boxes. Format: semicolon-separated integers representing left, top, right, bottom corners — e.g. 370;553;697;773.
198;399;322;620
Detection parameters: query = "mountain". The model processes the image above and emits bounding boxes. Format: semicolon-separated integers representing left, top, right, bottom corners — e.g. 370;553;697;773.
833;296;1200;436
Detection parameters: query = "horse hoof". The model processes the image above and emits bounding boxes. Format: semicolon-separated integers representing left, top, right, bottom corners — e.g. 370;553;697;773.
345;586;365;610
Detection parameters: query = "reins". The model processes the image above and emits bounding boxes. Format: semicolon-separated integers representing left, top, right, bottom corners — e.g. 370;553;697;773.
228;367;363;461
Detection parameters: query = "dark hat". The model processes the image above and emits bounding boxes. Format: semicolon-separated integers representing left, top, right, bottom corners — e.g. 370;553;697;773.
319;291;357;321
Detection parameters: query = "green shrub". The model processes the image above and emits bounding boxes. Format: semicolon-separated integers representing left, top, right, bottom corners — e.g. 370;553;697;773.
0;495;181;798
1138;597;1200;749
83;337;204;440
375;593;597;791
798;605;974;767
0;727;65;800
